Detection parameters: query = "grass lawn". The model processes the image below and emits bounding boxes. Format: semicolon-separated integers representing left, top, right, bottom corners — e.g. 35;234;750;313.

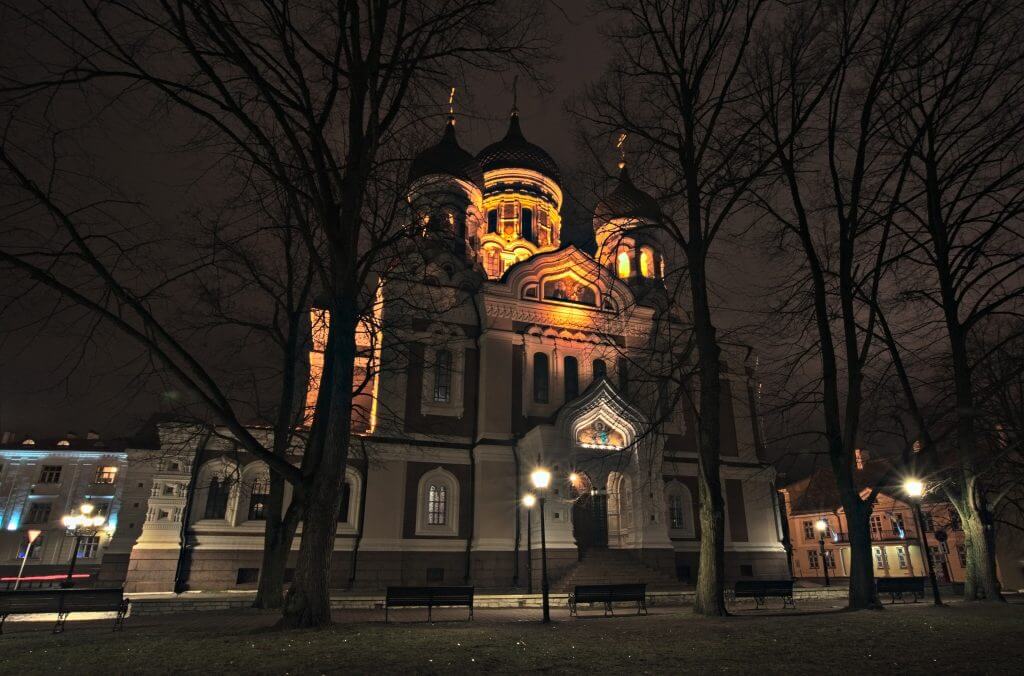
1;601;1022;674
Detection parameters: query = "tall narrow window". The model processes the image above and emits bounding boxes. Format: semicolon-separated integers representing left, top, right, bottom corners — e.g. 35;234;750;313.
39;465;62;484
533;353;549;403
536;209;550;246
94;466;118;484
870;514;883;538
807;550;819;569
428;484;447;525
25;502;52;524
248;478;270;521
339;480;352;523
484;248;502;278
77;535;101;559
487;209;498;233
592;359;607;380
563;356;579;401
204;477;230;520
18;533;44;559
618;360;629;393
521;208;533;242
639;247;655;278
616;250;631;278
500;201;518;238
433;349;453;402
669;493;686;529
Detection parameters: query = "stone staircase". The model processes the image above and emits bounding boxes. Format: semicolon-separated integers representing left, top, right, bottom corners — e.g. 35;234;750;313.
552;548;680;592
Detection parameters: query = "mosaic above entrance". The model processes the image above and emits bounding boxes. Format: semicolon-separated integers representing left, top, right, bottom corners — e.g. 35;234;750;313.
576;419;626;450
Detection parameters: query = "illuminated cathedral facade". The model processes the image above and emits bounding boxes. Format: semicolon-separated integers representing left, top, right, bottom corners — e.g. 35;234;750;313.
124;109;788;593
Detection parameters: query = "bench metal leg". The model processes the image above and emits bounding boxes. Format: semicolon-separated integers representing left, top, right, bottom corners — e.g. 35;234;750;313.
53;611;69;634
605;601;613;617
114;602;128;632
783;596;796;610
638;599;648;616
755;595;766;609
0;613;7;635
568;594;577;617
427;603;432;623
468;605;474;621
385;605;389;623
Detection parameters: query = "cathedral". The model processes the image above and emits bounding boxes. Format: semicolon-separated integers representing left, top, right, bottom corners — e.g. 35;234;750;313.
123;107;788;593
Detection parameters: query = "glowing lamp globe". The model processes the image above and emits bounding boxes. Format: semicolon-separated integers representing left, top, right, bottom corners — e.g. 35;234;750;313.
530;468;552;490
522;493;537;508
905;479;925;498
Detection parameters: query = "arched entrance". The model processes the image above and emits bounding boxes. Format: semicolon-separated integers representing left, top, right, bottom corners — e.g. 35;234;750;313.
571;473;609;553
606;471;634;548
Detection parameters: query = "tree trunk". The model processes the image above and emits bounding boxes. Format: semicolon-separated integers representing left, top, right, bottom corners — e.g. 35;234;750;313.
254;475;301;610
843;498;879;609
278;303;356;628
959;485;1003;602
690;248;728;617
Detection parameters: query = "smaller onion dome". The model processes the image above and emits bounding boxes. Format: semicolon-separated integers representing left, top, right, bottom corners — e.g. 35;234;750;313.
409;117;484;188
477;112;561;183
594;166;661;222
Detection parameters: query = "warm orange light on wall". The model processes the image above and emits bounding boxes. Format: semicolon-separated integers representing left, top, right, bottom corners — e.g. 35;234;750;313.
639;248;654;278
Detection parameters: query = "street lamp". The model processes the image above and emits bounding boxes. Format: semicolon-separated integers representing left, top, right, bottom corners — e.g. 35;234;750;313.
815;519;831;587
13;529;43;591
904;478;943;606
522;493;536;593
61;503;105;588
530;467;552;623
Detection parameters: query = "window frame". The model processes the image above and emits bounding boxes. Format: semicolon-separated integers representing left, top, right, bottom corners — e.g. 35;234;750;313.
38;465;62;484
415;467;459;537
94;465;119;484
664;480;695;538
25;501;52;524
533;352;550;404
563;355;579;401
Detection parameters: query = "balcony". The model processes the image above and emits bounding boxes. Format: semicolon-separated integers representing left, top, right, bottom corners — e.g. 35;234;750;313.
829;528;917;543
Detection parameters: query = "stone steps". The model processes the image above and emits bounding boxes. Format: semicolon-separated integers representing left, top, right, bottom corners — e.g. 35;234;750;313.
552;548;679;591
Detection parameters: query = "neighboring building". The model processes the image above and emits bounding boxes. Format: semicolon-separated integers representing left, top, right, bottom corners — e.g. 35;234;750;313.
779;454;1014;588
124;106;789;593
0;432;142;587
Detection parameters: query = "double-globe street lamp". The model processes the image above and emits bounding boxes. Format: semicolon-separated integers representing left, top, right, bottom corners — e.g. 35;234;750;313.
61;503;106;588
815;518;831;587
522;467;553;623
904;478;943;606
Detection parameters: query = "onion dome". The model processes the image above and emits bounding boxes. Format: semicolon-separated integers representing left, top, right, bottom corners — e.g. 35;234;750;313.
477;112;561;183
409;117;484;188
594;166;661;222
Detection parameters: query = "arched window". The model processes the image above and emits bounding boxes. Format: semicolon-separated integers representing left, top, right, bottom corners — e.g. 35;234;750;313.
205;477;230;520
487;209;498;233
533;353;550;403
665;481;695;537
416;467;459;536
247;478;270;521
616;250;631;278
340;480;351;522
338;466;362;533
564;356;579;401
521;208;533;242
433;349;452;402
592;359;607;381
639;247;655;278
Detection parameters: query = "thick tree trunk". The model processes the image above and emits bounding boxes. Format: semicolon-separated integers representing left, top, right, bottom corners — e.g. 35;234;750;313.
694;462;726;615
278;303;357;628
254;475;301;610
843;498;879;609
958;485;1003;602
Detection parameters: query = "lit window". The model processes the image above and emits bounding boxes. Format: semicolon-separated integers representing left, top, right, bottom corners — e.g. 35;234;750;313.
896;546;908;569
616;250;631;278
564;356;579;401
433;349;453;402
39;465;62;484
25;502;52;524
533;353;549;404
94;466;118;484
248;479;270;521
77;535;100;559
204;477;230;520
427;484;447;525
536;209;551;246
870;514;883;538
639;247;655;278
874;547;886;569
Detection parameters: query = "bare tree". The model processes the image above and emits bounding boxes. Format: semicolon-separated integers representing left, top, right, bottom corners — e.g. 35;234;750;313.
1;0;545;627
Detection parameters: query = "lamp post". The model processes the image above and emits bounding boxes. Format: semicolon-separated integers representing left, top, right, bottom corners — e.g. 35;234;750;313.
522;493;536;594
815;519;831;587
530;467;552;623
904;479;943;606
61;503;105;588
13;529;43;591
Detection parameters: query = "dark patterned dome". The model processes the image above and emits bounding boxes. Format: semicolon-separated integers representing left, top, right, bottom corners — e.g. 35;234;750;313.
409;118;485;188
477;113;561;183
594;166;661;222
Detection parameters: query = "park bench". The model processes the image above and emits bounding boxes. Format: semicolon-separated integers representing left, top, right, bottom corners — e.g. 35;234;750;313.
876;577;925;604
731;580;796;609
0;587;129;634
384;586;474;622
568;583;648;617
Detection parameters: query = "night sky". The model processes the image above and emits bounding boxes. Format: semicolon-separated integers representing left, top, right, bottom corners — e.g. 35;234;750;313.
0;1;616;441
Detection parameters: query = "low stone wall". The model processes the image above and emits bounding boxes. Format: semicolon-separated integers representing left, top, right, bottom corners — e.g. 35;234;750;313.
127;586;850;616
